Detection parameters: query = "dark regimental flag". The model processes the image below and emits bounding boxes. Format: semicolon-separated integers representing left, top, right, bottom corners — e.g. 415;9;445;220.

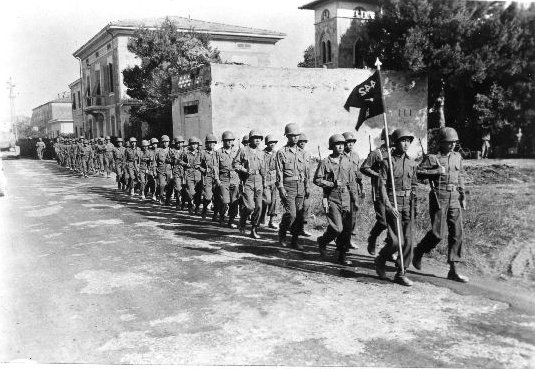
343;70;384;131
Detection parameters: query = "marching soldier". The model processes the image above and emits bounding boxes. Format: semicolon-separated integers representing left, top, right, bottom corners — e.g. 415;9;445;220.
241;134;249;148
125;137;140;196
374;128;418;287
138;140;155;200
413;127;468;283
276;123;309;249
103;136;115;178
214;131;240;228
297;133;312;237
342;131;365;249
36;138;46;160
90;138;98;174
155;135;173;205
233;129;265;239
181;137;203;214
76;137;84;173
96;138;106;176
53;138;61;165
148;138;159;200
259;134;279;229
113;138;127;190
169;136;185;208
200;134;218;219
79;139;93;177
360;128;390;255
315;134;359;265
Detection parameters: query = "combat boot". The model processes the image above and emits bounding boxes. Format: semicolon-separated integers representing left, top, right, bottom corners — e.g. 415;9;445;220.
412;247;423;270
250;227;261;239
201;206;208;220
278;232;288;248
117;182;121;190
300;229;312;237
337;251;352;266
375;255;387;279
317;236;327;258
367;234;377;256
394;272;413;287
268;216;278;229
349;239;358;249
447;263;469;283
291;235;303;250
194;205;200;215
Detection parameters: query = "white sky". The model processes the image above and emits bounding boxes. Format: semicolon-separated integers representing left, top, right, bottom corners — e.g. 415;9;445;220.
0;0;315;120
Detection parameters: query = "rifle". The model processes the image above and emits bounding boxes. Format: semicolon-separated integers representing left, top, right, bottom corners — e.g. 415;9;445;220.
418;138;441;210
318;145;329;213
368;135;376;202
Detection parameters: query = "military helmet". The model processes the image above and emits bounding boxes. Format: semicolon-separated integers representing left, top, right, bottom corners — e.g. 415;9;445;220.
150;138;159;144
189;136;200;145
105;136;111;140
222;131;235;141
342;131;356;142
129;137;137;143
439;127;459;142
205;133;217;143
174;135;185;143
298;133;308;142
380;128;391;141
249;129;263;140
284;123;300;136
265;134;278;144
116;137;123;142
141;140;149;147
241;134;249;144
391;128;414;143
160;135;170;142
329;134;346;150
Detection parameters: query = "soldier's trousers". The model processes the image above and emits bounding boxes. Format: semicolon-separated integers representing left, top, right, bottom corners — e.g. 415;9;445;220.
240;181;263;227
81;157;91;174
320;197;356;253
172;175;183;203
203;175;215;203
37;148;44;160
379;196;413;272
259;183;278;224
369;199;388;239
416;191;463;263
219;182;239;221
104;154;114;174
279;181;306;237
139;171;155;195
124;163;137;189
115;163;125;184
157;170;173;200
185;179;202;206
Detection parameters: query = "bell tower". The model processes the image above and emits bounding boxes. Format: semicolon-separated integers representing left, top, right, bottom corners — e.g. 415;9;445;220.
299;0;381;68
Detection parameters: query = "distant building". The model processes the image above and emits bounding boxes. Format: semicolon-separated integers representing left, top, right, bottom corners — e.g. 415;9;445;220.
68;79;84;137
30;97;74;138
72;17;285;139
172;64;428;158
299;0;381;68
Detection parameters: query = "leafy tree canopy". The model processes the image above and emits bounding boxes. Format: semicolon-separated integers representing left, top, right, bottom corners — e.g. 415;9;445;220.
298;45;316;68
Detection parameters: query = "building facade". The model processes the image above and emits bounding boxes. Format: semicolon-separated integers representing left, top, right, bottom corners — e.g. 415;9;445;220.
72;17;285;139
69;79;84;137
172;64;428;158
299;0;380;68
30;98;74;138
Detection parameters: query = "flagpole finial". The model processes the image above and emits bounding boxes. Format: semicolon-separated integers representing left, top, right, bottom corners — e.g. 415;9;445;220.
375;58;382;70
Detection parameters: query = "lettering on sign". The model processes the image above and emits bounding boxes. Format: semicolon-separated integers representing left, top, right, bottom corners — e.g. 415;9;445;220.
354;7;375;20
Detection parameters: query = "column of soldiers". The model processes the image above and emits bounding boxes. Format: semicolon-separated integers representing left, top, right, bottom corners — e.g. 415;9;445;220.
51;124;469;287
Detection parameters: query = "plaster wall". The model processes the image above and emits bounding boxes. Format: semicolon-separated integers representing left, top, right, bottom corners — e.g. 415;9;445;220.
211;40;276;67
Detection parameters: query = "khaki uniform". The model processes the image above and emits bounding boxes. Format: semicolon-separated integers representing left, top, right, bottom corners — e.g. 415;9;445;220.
180;148;203;209
168;147;185;207
344;150;363;236
415;151;465;263
80;145;93;175
200;149;218;215
259;148;279;224
113;146;127;185
214;147;240;223
103;143;115;175
124;147;141;191
36;141;46;160
155;147;173;203
139;149;156;196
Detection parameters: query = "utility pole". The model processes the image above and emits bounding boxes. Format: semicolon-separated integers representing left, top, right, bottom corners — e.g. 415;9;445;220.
6;77;17;140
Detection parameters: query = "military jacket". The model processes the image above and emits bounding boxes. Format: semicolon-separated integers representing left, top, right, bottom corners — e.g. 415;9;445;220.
215;147;239;185
96;144;106;155
80;146;93;158
168;148;184;176
139;149;155;172
314;154;356;206
263;149;277;187
275;145;309;188
233;145;265;188
104;143;115;155
201;149;218;178
113;147;126;163
360;145;389;198
155;147;172;173
180;148;203;181
378;151;418;197
125;147;140;165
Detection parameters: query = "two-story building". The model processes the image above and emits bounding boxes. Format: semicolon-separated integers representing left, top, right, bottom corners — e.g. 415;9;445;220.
68;79;84;137
72;16;285;139
30;97;74;138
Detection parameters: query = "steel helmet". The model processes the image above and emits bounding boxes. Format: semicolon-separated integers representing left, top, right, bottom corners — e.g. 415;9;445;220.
265;134;278;144
160;135;170;142
105;136;111;140
241;134;249;144
189;136;200;145
298;133;308;142
141;140;149;146
380;128;391;141
284;123;300;136
342;131;356;142
249;129;263;140
439;127;459;142
129;137;137;142
205;133;217;143
174;135;185;143
329;134;346;150
116;137;123;142
391;128;414;143
222;131;235;141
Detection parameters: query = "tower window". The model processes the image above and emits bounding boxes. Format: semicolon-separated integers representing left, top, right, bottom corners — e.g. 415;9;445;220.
327;41;332;63
321;9;330;21
321;41;327;64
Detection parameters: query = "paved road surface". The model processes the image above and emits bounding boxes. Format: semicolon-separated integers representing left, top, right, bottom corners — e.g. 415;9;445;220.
1;159;534;367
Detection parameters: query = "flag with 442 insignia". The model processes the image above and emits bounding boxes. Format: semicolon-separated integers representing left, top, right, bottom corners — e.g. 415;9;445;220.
343;70;384;131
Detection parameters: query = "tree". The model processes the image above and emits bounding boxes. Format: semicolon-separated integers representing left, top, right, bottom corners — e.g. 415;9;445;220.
361;0;535;153
297;45;316;68
123;18;221;138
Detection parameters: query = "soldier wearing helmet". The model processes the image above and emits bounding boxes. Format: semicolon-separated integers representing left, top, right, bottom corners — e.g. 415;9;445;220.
233;129;265;238
259;134;279;229
103;136;115;178
180;136;203;214
96;137;107;177
413;126;468;283
113;137;126;190
36;137;46;160
214;131;240;228
138;139;155;200
79;138;93;178
275;123;310;249
199;134;219;219
89;138;98;174
315;133;360;265
296;133;313;238
168;136;186;208
342;131;365;249
360;128;392;255
53;137;61;165
374;128;418;287
241;134;249;148
154;135;173;205
124;137;141;196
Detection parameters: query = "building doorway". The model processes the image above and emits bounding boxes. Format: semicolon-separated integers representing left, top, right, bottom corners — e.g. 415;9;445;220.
353;40;366;68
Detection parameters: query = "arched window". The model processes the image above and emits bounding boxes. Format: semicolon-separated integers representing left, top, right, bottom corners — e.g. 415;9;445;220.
321;9;330;21
321;41;327;64
327;41;332;63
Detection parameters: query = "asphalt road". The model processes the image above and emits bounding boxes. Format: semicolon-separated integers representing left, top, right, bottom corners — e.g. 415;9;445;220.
1;159;534;367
